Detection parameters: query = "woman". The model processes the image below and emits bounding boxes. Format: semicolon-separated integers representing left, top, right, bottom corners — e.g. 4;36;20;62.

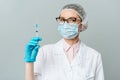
24;4;104;80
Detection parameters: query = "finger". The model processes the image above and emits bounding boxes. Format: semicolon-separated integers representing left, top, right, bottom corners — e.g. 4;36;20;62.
28;37;41;44
31;37;42;42
26;42;37;47
31;45;40;58
38;37;42;41
28;37;42;45
29;40;38;44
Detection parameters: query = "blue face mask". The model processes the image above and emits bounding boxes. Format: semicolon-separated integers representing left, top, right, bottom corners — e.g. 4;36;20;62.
58;22;79;39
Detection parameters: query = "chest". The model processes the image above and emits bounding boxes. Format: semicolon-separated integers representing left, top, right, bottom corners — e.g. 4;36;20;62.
41;47;96;80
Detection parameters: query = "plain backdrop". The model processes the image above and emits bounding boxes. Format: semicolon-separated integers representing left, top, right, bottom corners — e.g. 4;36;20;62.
0;0;120;80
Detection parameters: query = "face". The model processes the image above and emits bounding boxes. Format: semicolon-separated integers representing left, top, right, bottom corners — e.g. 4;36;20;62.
59;9;82;32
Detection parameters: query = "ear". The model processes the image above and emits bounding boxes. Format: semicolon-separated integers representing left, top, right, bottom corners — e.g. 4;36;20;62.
78;24;83;32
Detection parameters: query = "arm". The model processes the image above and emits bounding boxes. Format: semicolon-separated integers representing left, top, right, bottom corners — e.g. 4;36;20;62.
25;63;34;80
24;37;42;80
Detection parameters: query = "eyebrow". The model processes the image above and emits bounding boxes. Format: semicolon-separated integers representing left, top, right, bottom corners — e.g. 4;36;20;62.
59;16;82;21
59;14;82;19
59;16;80;19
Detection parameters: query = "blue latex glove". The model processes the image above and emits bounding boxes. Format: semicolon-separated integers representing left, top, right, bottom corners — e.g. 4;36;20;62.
24;37;42;62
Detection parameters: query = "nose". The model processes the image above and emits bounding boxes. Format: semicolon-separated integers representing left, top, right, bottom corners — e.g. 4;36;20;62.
63;22;68;27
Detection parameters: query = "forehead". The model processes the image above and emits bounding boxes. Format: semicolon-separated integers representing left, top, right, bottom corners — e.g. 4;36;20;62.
60;9;79;18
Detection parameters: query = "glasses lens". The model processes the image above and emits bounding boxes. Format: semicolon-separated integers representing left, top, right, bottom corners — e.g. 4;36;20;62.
67;17;76;24
56;17;65;24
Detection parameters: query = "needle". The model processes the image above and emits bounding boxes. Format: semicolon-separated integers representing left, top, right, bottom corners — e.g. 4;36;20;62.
35;24;39;37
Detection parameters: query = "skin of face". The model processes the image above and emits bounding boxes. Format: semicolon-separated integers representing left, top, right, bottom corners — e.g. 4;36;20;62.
60;9;82;32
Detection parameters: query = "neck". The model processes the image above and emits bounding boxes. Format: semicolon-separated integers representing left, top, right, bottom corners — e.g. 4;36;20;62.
64;36;79;46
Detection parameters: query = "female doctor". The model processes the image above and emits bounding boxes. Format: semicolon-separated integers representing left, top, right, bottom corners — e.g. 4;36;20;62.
24;4;104;80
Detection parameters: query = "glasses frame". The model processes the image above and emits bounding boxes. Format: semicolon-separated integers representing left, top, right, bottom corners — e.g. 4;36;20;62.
56;17;82;24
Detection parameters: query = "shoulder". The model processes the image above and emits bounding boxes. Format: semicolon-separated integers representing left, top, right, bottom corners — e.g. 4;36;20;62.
37;44;55;59
39;44;55;52
40;39;63;51
81;42;102;58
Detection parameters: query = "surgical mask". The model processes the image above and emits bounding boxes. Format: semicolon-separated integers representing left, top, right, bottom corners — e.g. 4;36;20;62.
58;22;79;39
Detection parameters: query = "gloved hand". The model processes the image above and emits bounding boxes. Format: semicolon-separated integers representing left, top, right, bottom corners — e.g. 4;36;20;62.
24;37;42;62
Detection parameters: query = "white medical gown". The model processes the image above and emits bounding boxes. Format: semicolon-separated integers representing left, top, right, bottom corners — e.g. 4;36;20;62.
34;39;104;80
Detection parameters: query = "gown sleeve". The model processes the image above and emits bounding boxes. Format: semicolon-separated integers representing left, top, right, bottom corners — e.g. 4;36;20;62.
34;47;45;80
95;54;105;80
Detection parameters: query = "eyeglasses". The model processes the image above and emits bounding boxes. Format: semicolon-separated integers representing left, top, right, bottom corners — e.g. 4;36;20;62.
56;17;82;24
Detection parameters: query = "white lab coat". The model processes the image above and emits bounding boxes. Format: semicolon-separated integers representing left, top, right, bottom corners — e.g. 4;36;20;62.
34;39;104;80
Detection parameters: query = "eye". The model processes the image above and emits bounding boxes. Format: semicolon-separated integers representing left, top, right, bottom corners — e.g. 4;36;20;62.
71;17;77;22
59;17;65;22
67;17;77;23
56;17;66;24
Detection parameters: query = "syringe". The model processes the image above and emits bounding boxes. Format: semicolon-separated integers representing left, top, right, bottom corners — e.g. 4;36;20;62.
35;24;39;37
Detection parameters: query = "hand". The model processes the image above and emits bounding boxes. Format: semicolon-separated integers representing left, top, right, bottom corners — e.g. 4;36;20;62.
24;37;42;62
